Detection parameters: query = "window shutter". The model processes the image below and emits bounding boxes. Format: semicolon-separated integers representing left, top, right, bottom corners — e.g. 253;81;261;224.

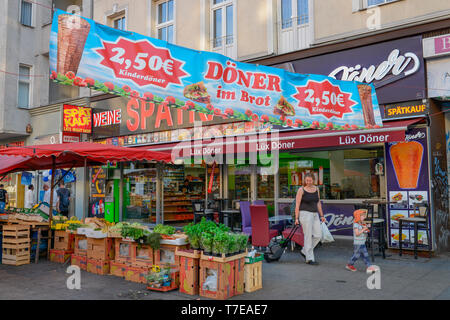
352;0;361;12
362;0;369;9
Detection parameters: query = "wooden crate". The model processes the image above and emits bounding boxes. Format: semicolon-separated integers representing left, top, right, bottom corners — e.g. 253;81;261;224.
178;256;200;296
53;230;75;251
71;254;87;271
154;244;189;268
2;225;30;266
110;260;129;277
87;237;115;261
114;239;134;263
49;249;72;264
131;243;153;267
233;257;246;296
125;265;150;284
87;258;110;275
244;261;262;293
199;259;235;300
2;248;30;266
74;235;88;256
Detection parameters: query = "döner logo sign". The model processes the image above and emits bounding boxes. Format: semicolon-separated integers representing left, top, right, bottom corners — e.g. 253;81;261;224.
328;49;420;85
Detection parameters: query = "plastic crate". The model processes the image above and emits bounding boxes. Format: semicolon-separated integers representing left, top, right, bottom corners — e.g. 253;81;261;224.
245;253;264;264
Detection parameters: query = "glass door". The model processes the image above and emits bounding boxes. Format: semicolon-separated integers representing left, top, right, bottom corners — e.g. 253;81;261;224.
227;164;252;205
123;163;157;224
256;166;275;217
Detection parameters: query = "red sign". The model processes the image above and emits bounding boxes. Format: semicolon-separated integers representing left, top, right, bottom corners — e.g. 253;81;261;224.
96;38;187;88
434;35;450;55
62;132;81;143
293;79;356;120
0;141;25;150
63;105;92;133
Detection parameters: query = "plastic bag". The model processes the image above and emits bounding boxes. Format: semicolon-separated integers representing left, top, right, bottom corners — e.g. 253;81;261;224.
321;222;334;243
202;269;218;292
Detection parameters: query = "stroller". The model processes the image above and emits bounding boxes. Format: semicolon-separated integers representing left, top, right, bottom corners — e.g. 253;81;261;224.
264;223;305;262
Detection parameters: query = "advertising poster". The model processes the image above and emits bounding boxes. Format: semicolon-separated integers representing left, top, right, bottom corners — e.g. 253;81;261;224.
50;10;383;131
385;127;431;249
63;104;92;133
90;166;106;218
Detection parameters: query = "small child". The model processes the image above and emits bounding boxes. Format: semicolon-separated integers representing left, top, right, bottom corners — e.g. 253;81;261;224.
346;209;376;272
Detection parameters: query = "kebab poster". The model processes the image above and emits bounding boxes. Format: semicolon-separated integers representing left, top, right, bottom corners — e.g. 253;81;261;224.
49;9;383;131
385;127;430;248
89;166;106;218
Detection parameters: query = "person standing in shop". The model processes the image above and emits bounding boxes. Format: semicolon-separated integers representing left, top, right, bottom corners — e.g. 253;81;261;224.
57;181;71;217
294;173;326;265
43;183;58;208
25;184;35;209
0;184;8;213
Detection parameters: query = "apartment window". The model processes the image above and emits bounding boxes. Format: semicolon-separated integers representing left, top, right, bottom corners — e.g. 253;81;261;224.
18;65;31;108
20;0;32;27
157;0;174;43
113;16;126;30
281;0;309;29
212;0;233;48
368;0;396;6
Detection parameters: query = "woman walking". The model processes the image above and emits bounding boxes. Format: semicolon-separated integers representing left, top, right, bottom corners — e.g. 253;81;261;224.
294;173;326;265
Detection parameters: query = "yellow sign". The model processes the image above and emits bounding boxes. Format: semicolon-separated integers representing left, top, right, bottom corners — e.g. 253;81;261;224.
63;105;92;133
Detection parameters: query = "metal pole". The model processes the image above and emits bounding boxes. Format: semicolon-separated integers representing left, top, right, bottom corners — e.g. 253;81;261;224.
47;156;56;258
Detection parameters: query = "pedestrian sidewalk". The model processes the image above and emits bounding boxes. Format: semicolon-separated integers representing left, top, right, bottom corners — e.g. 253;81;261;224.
0;239;448;300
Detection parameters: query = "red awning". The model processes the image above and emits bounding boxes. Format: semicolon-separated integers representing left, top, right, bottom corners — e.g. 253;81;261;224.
0;142;172;175
139;118;424;158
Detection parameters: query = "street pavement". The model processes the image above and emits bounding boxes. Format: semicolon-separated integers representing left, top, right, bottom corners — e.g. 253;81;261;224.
0;239;448;300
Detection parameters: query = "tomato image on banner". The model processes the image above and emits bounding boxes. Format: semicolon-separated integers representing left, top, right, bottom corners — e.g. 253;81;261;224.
49;10;383;130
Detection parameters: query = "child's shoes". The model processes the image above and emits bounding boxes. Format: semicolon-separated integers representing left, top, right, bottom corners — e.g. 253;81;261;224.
345;264;357;272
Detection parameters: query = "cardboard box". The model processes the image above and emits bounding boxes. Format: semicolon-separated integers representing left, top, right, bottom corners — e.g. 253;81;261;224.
125;265;149;284
178;256;199;296
233;257;245;296
110;260;129;277
74;235;87;256
71;254;87;271
114;240;133;263
87;258;110;275
87;237;115;261
132;243;153;267
154;244;189;268
49;249;72;264
199;259;235;300
53;231;75;251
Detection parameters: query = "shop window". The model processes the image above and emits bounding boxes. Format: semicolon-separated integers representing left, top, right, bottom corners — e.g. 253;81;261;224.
278;147;384;201
20;0;33;27
157;0;174;43
18;64;31;108
162;164;205;224
228;165;251;202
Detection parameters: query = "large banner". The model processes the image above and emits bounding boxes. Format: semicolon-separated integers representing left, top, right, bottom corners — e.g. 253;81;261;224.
50;10;383;130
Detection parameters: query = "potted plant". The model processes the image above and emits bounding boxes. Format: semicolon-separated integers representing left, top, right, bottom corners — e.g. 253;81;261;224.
201;232;214;255
213;231;228;257
238;233;249;253
227;233;240;256
184;223;201;250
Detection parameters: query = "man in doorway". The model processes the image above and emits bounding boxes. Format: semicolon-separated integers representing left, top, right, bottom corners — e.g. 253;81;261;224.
57;181;71;217
25;184;35;209
43;183;58;208
0;184;8;213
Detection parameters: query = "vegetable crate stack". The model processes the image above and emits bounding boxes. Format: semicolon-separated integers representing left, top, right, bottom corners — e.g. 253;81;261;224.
2;225;31;266
49;230;75;264
175;249;201;296
86;237;115;275
123;242;154;283
111;239;133;278
72;233;89;270
244;253;264;293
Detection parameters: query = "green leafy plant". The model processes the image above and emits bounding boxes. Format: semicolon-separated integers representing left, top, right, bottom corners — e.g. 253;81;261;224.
238;233;249;252
143;232;162;250
153;224;176;236
200;232;214;253
228;233;240;254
